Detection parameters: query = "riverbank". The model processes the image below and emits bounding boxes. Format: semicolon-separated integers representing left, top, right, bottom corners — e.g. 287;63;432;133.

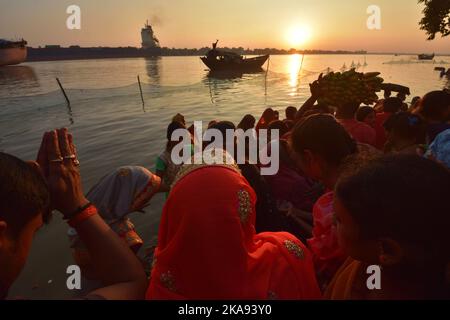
25;47;373;63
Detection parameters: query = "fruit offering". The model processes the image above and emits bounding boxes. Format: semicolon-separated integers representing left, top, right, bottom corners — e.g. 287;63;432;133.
316;69;384;106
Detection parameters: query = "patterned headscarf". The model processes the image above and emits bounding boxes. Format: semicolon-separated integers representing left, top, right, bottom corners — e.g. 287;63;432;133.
86;166;161;223
146;152;321;300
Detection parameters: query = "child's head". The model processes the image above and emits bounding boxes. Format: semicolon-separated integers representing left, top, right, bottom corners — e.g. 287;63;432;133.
285;106;297;121
291;114;357;182
336;101;360;119
356;106;376;128
335;155;450;296
166;121;186;149
383;112;426;151
268;120;289;140
383;97;403;113
418;90;450;123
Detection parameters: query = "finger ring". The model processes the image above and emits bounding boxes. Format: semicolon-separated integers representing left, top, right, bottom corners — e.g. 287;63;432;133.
49;157;63;163
63;154;76;160
73;159;80;166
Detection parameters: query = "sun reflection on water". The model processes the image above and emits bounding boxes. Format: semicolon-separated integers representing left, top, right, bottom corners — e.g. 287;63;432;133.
288;54;303;94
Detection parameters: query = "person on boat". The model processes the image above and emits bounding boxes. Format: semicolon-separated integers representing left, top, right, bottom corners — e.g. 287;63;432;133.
207;40;220;60
146;151;322;299
383;112;427;155
290;115;360;289
0;129;147;300
326;154;450;300
374;97;403;149
70;166;162;279
335;101;377;147
355;106;376;129
237;114;256;131
416;90;450;144
155;121;192;194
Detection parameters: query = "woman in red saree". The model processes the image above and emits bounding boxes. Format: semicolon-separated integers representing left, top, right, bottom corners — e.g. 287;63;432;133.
146;158;321;300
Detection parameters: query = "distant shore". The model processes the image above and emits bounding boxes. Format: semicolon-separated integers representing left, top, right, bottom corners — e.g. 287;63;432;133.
26;46;367;63
24;46;449;63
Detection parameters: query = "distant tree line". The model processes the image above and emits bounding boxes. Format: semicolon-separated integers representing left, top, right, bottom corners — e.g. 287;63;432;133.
158;47;367;56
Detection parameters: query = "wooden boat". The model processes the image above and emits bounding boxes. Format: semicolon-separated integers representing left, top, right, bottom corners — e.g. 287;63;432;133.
201;41;269;72
418;53;434;60
0;39;27;66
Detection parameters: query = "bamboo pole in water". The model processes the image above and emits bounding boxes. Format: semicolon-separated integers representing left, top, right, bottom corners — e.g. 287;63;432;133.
56;77;70;106
265;56;271;97
137;75;145;107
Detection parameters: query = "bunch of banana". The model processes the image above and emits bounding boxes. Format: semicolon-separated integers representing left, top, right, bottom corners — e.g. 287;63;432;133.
316;69;384;107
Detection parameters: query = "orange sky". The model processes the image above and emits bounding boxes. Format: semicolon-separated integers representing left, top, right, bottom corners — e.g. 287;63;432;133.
1;0;449;53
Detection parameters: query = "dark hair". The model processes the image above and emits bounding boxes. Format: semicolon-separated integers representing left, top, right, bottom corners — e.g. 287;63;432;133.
0;153;51;237
207;121;236;149
411;96;421;105
285;106;297;120
336;154;450;297
316;103;333;114
268;120;289;138
383;97;403;113
356;106;375;122
383;112;426;144
337;101;361;119
167;121;186;140
237;114;256;131
166;121;187;150
209;121;236;134
261;108;275;120
291;114;358;166
418;90;450;122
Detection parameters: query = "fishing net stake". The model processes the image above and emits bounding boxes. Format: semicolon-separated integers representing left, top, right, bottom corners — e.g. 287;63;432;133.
56;78;70;106
265;56;270;97
137;75;145;107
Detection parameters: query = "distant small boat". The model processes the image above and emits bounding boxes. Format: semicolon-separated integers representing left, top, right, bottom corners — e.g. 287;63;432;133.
0;39;27;66
201;40;268;72
418;53;434;60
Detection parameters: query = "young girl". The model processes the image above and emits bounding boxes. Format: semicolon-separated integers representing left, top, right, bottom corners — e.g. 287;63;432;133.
356;106;376;129
155;121;189;192
290;114;360;288
328;154;450;299
383;112;427;155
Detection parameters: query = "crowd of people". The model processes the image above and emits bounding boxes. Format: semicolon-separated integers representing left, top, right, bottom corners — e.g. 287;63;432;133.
0;82;449;300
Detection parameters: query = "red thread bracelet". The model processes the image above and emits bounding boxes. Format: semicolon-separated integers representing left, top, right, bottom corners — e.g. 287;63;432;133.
68;204;98;228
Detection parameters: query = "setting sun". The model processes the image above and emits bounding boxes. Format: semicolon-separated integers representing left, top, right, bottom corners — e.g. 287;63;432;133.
286;25;312;48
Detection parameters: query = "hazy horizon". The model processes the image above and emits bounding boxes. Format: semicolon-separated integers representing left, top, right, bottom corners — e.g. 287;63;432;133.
1;0;449;54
